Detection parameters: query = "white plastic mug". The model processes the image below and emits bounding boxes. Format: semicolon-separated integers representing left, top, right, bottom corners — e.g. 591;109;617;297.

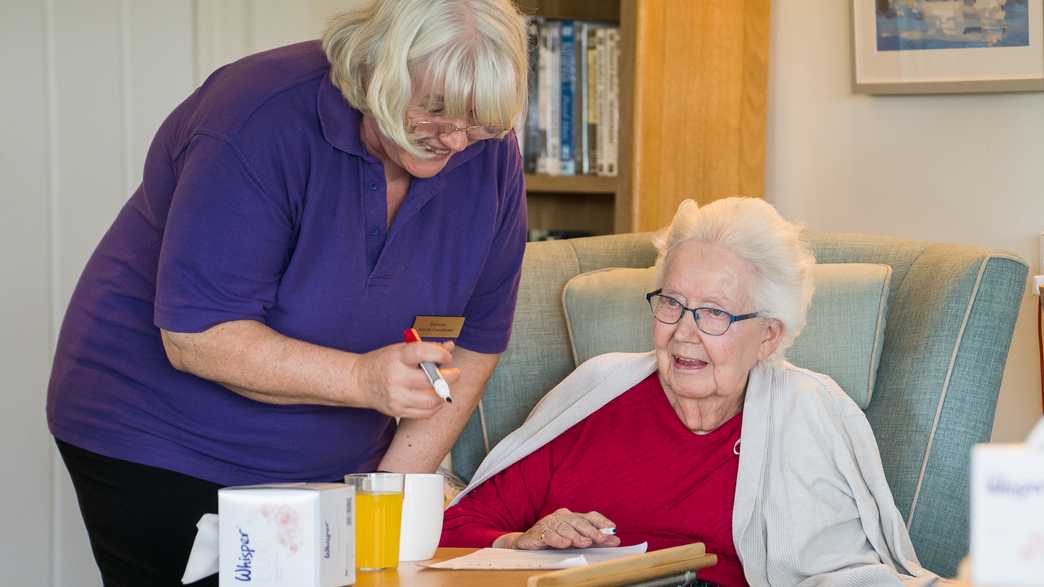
398;473;445;561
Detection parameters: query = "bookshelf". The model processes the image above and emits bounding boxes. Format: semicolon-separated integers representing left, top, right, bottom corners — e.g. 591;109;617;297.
516;0;770;236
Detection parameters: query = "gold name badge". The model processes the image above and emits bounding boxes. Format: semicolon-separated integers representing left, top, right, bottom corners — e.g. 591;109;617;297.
411;316;465;339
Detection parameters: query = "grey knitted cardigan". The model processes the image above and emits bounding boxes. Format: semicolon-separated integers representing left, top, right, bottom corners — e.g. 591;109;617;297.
450;352;940;586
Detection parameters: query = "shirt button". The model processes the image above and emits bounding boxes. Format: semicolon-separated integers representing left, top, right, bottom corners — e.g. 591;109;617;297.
369;225;381;236
368;183;379;191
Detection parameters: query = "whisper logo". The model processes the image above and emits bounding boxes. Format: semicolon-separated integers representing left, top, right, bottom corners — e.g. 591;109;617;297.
324;522;332;559
234;527;256;582
987;476;1044;499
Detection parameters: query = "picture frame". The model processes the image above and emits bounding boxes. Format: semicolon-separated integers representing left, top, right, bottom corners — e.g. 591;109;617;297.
852;0;1044;94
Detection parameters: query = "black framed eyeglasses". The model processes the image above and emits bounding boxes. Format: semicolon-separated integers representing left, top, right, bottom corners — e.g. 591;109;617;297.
645;289;759;336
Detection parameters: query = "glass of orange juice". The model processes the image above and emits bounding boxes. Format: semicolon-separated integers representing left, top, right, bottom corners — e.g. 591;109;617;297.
345;472;404;571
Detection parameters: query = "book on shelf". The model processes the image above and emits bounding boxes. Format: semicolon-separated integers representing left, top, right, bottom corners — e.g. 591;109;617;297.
523;16;543;173
536;21;560;176
559;20;576;176
584;23;600;177
521;17;619;180
595;26;608;178
603;27;619;178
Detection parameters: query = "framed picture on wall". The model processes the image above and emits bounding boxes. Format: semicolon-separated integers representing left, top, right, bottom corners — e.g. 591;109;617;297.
852;0;1044;94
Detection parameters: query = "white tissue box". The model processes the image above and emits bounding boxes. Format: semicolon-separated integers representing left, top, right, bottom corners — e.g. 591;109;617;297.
219;483;355;586
971;444;1044;587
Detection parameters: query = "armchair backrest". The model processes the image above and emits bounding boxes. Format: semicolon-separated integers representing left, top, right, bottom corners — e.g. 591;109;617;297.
451;231;1028;577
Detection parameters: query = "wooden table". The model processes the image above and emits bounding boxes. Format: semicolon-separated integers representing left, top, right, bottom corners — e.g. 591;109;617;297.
353;548;966;586
354;548;543;586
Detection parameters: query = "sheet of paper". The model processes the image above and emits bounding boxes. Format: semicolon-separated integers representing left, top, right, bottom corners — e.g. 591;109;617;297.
422;542;648;570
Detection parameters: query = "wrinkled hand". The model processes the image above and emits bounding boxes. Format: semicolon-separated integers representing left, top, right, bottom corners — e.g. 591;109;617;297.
353;340;459;419
514;508;620;550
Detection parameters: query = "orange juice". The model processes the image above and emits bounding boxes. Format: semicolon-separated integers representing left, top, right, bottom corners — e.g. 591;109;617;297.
355;491;403;570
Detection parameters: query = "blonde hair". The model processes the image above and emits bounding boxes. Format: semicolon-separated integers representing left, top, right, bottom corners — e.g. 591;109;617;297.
652;198;816;361
322;0;527;158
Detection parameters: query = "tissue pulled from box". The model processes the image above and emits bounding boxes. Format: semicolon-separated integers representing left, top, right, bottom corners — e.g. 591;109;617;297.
182;483;355;586
182;514;219;584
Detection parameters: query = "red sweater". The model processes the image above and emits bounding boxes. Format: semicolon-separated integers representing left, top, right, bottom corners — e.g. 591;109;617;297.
441;374;747;586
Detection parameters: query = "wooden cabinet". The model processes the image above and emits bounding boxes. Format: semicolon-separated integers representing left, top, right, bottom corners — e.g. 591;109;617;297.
517;0;770;235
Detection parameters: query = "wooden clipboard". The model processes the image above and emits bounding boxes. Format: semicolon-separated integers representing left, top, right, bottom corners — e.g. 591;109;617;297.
527;543;716;587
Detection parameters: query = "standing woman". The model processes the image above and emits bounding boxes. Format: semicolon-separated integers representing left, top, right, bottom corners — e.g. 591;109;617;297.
46;0;528;584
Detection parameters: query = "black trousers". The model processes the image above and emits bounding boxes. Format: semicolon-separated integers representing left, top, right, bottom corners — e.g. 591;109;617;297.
56;439;220;587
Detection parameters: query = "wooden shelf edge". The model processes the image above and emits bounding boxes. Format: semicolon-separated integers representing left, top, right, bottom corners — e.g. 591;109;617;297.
515;0;620;22
524;174;619;195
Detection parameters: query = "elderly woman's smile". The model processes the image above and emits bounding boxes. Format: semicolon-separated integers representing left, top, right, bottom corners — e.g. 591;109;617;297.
672;355;708;369
655;240;782;433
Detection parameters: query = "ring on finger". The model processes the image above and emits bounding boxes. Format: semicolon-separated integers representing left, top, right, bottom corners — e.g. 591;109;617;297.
539;528;548;544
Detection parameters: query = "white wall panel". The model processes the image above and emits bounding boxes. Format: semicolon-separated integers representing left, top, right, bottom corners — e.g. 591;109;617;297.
194;0;253;84
0;1;58;584
2;2;347;583
49;4;131;580
194;0;340;84
51;0;125;297
2;1;194;585
126;2;196;195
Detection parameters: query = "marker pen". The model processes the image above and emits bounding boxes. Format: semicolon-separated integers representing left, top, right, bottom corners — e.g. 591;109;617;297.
403;328;453;403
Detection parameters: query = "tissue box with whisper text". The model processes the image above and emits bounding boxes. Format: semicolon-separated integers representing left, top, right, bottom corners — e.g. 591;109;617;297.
219;483;355;586
971;444;1044;586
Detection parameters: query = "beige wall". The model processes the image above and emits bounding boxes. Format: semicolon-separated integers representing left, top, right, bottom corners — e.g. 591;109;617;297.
766;0;1044;442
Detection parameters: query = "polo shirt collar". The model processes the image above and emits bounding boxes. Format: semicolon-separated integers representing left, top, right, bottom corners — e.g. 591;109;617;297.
317;73;486;173
318;74;370;159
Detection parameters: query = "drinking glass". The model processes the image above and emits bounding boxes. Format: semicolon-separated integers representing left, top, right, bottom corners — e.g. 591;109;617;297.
345;472;404;571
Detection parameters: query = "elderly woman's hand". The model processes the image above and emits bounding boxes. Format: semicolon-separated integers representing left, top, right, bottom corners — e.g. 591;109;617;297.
352;340;460;419
500;508;621;550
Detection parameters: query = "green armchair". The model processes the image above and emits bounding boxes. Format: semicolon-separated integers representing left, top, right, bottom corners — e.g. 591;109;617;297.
451;231;1027;577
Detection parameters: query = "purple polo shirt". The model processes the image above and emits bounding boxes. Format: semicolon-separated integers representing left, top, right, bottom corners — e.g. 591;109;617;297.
46;41;527;486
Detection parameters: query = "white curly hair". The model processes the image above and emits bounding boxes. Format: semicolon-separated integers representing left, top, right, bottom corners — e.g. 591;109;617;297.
652;197;816;361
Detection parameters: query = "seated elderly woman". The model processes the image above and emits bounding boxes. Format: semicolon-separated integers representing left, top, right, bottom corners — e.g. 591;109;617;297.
439;198;940;586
